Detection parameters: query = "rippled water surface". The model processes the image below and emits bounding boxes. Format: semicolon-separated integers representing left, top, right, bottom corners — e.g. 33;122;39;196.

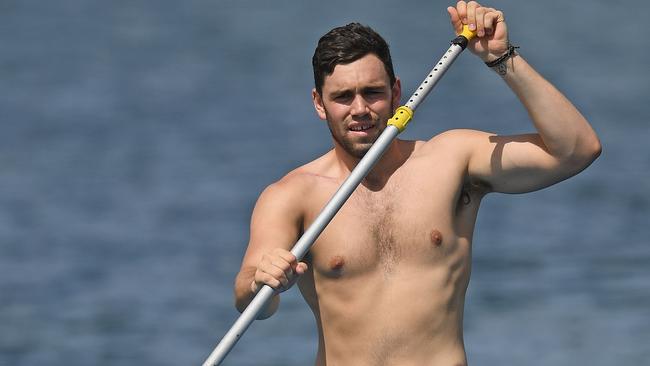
1;1;649;365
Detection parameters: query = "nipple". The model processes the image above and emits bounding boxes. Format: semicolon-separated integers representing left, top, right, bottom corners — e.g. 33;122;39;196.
329;255;345;271
430;230;443;246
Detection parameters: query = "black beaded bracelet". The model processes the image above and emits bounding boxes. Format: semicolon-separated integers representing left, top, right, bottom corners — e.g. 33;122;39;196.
485;44;519;68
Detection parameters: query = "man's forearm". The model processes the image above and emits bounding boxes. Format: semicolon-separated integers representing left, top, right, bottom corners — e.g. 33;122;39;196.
495;53;601;163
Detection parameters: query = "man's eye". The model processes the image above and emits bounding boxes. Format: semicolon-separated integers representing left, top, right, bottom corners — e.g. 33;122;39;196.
334;94;351;101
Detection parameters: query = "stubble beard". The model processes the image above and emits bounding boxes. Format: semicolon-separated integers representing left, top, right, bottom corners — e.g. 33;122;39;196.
326;118;383;159
323;102;394;159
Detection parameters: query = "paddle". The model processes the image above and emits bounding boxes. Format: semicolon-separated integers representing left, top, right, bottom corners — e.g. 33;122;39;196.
202;25;476;366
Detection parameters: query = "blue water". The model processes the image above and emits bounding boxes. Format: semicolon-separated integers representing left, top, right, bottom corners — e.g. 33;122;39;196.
1;1;649;365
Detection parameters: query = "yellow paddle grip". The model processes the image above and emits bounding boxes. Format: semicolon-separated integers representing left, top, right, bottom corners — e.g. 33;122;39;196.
460;24;477;41
387;106;414;132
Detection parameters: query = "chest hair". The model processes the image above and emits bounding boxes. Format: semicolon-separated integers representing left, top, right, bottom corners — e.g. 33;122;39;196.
353;185;401;276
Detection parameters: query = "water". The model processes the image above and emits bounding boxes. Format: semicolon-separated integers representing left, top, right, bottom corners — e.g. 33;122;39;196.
1;1;649;365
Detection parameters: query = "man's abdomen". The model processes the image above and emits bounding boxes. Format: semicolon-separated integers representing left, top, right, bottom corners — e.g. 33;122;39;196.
309;250;471;365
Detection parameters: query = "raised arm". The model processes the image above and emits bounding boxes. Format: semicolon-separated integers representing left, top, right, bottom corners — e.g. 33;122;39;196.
234;176;308;319
447;2;601;193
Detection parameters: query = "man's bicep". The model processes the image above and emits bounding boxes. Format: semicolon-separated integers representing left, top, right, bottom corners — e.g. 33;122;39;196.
468;132;571;194
240;182;303;269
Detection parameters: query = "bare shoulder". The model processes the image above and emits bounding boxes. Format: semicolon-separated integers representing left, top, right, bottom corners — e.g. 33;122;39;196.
427;128;495;147
256;150;338;213
257;169;312;213
414;129;495;195
417;129;495;160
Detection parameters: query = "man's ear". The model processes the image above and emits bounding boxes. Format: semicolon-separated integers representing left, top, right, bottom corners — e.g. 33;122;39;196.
391;77;402;111
312;88;327;120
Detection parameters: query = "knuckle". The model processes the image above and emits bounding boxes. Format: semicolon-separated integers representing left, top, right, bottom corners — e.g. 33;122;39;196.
257;269;269;279
257;261;268;272
275;260;290;272
258;274;269;286
275;268;287;278
280;259;293;271
268;267;280;277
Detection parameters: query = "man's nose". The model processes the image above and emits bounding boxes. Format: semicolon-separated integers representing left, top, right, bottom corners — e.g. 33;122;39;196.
350;94;370;116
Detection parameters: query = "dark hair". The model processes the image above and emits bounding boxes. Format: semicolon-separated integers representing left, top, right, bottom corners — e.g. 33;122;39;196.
312;23;396;95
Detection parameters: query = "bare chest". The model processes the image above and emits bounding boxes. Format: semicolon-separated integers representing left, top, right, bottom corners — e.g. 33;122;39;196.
305;176;469;279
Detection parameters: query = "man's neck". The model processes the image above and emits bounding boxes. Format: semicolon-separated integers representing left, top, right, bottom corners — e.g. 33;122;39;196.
333;139;412;191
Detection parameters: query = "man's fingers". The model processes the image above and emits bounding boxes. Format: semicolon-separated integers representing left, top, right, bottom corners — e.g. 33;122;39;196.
266;249;297;275
294;261;309;275
256;250;309;292
483;8;495;35
273;248;297;264
270;258;292;278
268;262;290;286
254;261;307;293
476;6;496;37
447;6;463;34
475;6;486;36
456;0;467;24
466;1;479;31
257;257;289;286
257;272;282;289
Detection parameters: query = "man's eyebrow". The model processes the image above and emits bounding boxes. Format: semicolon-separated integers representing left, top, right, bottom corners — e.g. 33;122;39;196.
362;81;388;89
329;84;387;96
328;89;352;98
362;85;386;92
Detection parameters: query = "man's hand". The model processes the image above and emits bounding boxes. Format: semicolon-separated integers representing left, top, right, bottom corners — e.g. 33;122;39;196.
251;248;308;293
447;1;509;63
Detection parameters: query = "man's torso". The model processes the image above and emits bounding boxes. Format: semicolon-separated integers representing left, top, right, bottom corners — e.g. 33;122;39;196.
288;136;487;365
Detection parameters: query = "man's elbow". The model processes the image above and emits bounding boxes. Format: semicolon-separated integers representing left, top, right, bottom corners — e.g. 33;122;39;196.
566;134;602;172
590;136;602;160
581;134;602;166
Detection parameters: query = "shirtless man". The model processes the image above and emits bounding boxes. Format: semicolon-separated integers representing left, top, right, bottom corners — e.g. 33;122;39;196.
233;2;601;365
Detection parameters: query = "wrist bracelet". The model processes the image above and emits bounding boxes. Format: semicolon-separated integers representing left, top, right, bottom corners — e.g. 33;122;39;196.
485;44;519;68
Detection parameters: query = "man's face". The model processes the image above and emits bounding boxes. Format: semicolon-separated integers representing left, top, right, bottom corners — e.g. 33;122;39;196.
312;53;401;159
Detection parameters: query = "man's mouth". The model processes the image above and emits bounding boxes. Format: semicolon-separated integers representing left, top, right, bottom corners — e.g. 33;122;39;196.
349;123;374;132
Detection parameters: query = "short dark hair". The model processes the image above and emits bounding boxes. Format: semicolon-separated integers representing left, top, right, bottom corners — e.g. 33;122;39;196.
312;23;396;95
